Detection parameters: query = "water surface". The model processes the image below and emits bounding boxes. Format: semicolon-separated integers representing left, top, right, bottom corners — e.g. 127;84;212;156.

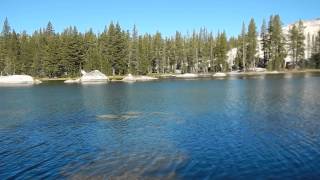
1;73;320;179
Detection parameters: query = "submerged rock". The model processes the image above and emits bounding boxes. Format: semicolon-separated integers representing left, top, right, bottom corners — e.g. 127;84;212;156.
149;112;171;116
96;111;184;124
97;112;142;120
121;115;139;120
124;111;143;116
97;114;122;120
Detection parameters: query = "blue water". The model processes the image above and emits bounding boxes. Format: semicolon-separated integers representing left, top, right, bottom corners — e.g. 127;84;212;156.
1;73;320;179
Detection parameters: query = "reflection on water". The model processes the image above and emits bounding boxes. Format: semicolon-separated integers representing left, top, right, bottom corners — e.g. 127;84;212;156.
1;73;320;179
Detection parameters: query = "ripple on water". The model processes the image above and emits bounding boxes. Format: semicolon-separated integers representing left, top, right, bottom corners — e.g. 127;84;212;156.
61;146;187;179
1;75;320;179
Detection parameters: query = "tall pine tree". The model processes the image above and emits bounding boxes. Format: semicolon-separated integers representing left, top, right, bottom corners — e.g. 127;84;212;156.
289;20;305;68
268;15;286;70
246;18;257;69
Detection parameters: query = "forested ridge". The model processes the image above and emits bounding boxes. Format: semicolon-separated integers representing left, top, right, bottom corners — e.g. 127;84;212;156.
0;15;320;77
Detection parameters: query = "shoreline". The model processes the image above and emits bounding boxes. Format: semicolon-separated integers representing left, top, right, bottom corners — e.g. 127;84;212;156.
37;69;320;81
226;69;320;76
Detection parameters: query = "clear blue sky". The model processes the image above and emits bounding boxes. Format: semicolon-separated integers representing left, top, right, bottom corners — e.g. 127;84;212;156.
1;0;319;37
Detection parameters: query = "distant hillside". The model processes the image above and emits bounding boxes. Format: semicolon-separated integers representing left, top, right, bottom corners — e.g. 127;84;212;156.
283;19;320;60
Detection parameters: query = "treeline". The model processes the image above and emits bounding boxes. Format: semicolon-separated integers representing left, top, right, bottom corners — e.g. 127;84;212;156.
0;15;320;77
234;15;320;71
0;18;229;77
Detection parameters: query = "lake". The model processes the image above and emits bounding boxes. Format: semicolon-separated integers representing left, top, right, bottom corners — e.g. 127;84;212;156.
1;73;320;179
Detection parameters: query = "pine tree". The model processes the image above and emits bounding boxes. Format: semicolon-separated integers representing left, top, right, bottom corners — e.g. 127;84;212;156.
234;35;243;70
310;31;320;68
266;15;274;69
268;15;286;70
167;36;176;72
165;38;175;73
288;20;305;69
60;26;85;77
241;22;247;71
215;31;228;72
188;31;198;73
208;32;215;72
289;24;298;67
104;22;128;75
138;34;151;74
9;30;20;74
152;32;163;73
46;21;54;36
235;22;246;71
19;31;34;75
43;22;61;77
129;25;139;74
306;33;311;59
84;29;102;72
0;17;12;74
174;31;184;71
99;26;111;75
260;19;268;67
297;20;305;67
316;31;320;53
246;18;257;69
123;30;130;74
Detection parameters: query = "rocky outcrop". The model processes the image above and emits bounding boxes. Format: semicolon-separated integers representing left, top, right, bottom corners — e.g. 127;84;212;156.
0;75;41;85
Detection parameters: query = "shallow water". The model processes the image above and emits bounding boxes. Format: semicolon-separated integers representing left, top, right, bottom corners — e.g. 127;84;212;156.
1;73;320;179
